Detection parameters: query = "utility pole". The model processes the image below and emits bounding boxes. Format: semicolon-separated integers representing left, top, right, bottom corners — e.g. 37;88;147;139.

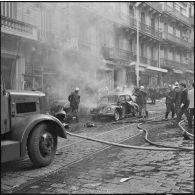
134;2;141;88
136;7;139;88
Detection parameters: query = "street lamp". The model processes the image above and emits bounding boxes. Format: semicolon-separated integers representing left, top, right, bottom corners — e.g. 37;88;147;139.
134;2;141;88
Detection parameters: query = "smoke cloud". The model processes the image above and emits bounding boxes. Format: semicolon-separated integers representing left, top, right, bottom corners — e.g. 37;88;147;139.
38;2;134;113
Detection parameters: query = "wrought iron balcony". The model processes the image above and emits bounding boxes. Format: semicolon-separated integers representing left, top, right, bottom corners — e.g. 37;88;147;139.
1;15;38;40
162;31;191;48
160;58;189;71
120;13;162;40
101;46;135;62
139;22;162;40
162;4;190;26
102;46;158;67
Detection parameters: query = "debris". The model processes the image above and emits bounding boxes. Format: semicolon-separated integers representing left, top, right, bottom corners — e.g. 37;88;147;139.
85;121;95;127
120;177;132;183
83;183;101;188
56;151;63;155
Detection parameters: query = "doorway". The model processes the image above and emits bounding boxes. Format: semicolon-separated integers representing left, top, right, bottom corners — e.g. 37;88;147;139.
1;57;16;89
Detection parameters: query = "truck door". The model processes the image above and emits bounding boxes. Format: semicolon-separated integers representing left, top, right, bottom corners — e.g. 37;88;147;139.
1;90;10;134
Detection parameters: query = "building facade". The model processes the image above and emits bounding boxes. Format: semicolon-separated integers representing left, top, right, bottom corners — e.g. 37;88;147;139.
1;2;194;93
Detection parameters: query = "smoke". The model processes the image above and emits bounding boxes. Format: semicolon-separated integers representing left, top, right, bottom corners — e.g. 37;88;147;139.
41;3;119;112
38;2;135;114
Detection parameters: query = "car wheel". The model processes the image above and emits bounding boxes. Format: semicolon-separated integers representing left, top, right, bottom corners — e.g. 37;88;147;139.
114;110;120;121
27;123;57;167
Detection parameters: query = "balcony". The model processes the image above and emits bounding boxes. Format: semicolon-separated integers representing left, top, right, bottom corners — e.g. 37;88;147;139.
160;58;189;71
145;2;162;12
102;46;135;62
102;46;158;67
162;32;191;48
1;15;38;40
139;22;162;40
162;4;190;27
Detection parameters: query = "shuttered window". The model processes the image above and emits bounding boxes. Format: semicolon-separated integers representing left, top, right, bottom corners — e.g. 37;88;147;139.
1;2;17;18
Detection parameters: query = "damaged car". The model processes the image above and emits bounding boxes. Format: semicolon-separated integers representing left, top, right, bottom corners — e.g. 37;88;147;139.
90;93;139;121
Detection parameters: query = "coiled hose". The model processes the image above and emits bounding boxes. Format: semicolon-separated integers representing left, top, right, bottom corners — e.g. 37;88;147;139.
66;117;194;151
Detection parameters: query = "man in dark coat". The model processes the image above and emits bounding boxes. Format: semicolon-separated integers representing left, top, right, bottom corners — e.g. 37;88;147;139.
68;87;80;122
136;86;148;118
150;87;156;104
176;82;189;124
165;85;175;119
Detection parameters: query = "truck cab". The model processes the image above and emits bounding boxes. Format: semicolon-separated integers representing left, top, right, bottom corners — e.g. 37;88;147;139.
1;87;68;167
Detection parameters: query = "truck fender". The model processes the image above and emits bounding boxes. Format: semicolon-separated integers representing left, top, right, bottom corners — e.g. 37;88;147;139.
10;114;67;158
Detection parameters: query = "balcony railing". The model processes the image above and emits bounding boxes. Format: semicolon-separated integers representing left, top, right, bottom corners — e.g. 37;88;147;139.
145;2;162;12
1;15;38;40
163;4;190;26
119;13;162;40
102;46;158;67
139;22;162;39
162;32;191;48
160;58;189;70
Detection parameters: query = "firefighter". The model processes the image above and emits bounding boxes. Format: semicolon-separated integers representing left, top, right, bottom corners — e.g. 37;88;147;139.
173;82;181;116
136;86;148;118
176;82;189;124
187;81;194;133
165;85;175;119
150;87;156;104
68;87;80;122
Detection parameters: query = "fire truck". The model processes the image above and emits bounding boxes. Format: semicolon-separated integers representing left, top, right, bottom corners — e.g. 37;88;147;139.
1;86;68;167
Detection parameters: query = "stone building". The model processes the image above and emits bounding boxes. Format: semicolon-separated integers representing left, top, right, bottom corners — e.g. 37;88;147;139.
1;2;194;92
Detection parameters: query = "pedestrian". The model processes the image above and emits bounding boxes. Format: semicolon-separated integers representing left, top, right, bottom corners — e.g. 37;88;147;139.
68;87;80;122
176;82;189;125
136;86;148;118
150;87;156;104
173;82;181;116
187;81;194;133
165;84;175;119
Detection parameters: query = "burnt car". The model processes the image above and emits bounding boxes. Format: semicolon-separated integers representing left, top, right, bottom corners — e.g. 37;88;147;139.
50;98;70;120
90;93;139;121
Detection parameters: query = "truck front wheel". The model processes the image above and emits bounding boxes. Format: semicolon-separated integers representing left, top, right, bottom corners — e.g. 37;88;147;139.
27;123;57;167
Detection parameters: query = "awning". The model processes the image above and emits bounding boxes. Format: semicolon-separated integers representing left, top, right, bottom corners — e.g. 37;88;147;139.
173;69;183;74
146;66;168;73
129;62;148;68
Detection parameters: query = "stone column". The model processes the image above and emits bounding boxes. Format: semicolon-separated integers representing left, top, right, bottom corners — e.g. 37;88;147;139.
16;55;25;90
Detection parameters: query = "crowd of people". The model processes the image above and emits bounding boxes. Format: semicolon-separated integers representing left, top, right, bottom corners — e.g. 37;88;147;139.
165;81;194;136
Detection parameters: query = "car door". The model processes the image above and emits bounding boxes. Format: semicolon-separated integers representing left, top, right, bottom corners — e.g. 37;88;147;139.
118;95;127;117
125;95;132;114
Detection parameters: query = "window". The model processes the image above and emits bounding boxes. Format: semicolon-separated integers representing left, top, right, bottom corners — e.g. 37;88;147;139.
1;2;17;18
125;95;132;101
119;96;125;101
141;12;145;23
151;17;155;29
151;47;154;59
141;43;144;57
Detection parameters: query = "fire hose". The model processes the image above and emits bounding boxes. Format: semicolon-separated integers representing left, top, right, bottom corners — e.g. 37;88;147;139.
178;120;194;138
66;117;194;152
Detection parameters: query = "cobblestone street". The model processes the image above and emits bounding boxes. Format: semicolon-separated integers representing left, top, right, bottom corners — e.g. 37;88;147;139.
1;101;194;194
